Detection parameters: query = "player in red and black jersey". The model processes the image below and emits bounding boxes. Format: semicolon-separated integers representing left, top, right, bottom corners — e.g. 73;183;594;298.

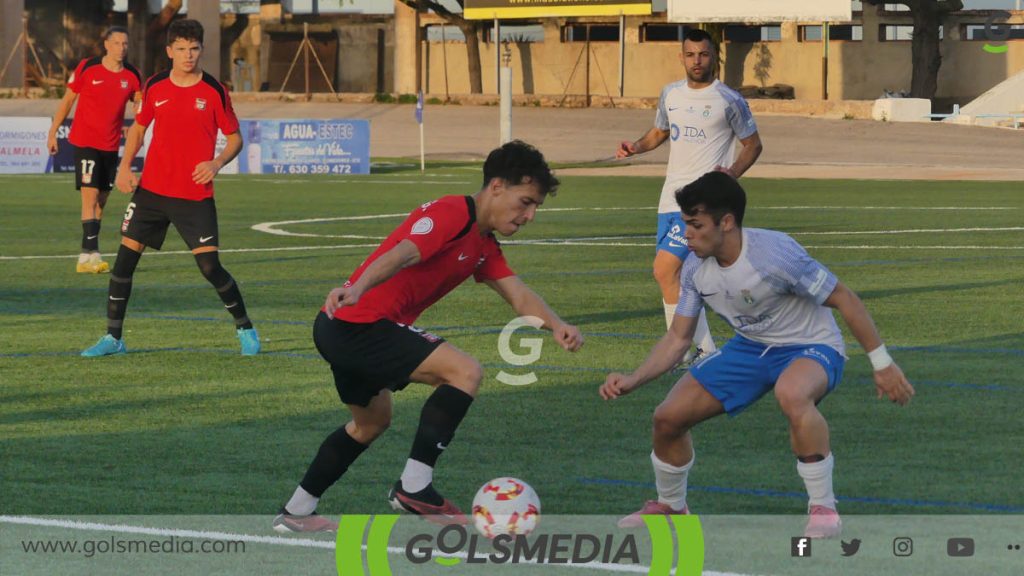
47;26;142;274
81;19;259;358
273;141;584;533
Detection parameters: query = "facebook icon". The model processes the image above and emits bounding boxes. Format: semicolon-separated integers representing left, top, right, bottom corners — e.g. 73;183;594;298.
791;536;812;557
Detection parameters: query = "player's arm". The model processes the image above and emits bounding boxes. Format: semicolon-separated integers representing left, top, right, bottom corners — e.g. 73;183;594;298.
324;240;422;315
718;132;763;179
115;122;147;194
193;131;242;185
47;88;78;155
823;281;915;406
600;314;697;400
483;275;583;352
617;127;670;159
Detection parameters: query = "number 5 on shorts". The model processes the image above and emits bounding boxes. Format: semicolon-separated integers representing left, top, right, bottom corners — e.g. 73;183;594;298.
121;201;136;232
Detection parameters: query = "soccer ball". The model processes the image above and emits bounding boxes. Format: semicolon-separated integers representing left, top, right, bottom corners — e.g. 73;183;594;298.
471;477;541;539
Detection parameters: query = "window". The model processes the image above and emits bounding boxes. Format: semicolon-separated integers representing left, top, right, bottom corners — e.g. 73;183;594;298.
641;24;696;43
851;1;863;13
425;25;465;43
880;25;943;41
799;25;863;42
963;24;1024;41
882;3;910;12
561;25;620;42
725;25;781;43
490;24;544;43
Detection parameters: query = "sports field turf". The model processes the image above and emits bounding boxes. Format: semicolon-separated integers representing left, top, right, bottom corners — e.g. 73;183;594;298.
1;167;1022;575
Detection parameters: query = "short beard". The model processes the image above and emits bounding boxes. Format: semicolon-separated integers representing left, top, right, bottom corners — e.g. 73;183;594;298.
686;67;714;83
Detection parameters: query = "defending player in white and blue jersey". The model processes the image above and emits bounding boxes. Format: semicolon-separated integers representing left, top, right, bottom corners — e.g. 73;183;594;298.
600;171;914;540
616;29;762;366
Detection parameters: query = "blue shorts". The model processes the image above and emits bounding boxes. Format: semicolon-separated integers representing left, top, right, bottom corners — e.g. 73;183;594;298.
656;212;690;260
688;335;846;416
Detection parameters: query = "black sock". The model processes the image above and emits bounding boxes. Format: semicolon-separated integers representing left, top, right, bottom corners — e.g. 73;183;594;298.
195;252;252;329
106;245;142;340
409;385;474;467
82;219;100;252
299;427;368;497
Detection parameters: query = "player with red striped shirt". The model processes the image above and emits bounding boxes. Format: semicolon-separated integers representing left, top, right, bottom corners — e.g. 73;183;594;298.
47;26;141;274
273;141;584;533
81;19;258;358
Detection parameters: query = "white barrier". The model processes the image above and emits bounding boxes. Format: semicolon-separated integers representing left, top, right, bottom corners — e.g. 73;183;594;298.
871;98;931;123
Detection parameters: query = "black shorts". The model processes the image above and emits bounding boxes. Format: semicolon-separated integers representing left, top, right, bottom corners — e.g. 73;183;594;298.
313;312;446;407
120;188;219;251
73;146;118;192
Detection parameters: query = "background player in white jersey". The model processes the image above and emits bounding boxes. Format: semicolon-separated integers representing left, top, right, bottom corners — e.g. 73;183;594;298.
600;172;914;539
616;29;762;364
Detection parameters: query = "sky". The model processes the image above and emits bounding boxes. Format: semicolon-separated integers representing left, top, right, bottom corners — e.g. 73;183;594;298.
114;1;1023;16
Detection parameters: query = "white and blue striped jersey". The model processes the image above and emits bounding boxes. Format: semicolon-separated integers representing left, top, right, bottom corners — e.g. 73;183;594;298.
675;228;845;354
655;79;757;214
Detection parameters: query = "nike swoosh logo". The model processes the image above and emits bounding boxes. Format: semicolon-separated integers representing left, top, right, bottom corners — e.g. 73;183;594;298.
436;442;448;451
199;235;214;243
109;296;125;301
92;80;103;85
457;253;469;261
155;99;170;107
86;235;98;240
667;242;685;248
698;292;719;298
668;106;679;111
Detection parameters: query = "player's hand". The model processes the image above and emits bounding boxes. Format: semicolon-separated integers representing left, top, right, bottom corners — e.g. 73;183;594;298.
873;362;914;406
714;165;737;179
600;372;639;400
616;141;636;159
115;166;137;194
47;133;58;155
192;160;222;185
552;323;583;352
324;285;362;316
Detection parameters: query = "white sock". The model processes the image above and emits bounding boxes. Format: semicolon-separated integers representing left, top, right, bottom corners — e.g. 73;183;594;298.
663;301;676;331
652;450;693;511
693;308;716;353
797;453;836;510
78;253;90;264
285;486;319;516
400;459;433;493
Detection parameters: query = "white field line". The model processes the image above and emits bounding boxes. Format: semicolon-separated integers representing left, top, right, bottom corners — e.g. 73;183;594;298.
8;239;1024;262
0;516;756;576
791;227;1024;235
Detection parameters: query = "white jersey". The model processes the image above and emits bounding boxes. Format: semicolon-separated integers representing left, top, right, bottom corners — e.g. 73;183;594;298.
655;79;757;214
675;228;845;355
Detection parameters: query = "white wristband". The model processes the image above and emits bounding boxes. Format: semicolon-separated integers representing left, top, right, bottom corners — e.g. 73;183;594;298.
867;344;894;371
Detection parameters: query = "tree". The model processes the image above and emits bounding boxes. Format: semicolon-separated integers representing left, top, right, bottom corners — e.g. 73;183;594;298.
399;0;483;93
863;0;963;99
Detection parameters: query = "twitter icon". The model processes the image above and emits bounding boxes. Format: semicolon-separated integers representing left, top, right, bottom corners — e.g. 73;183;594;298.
841;539;862;557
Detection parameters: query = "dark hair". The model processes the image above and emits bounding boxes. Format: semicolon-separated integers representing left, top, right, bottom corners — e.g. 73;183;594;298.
683;28;717;56
675;171;746;227
167;19;204;46
102;26;128;41
482;140;559;196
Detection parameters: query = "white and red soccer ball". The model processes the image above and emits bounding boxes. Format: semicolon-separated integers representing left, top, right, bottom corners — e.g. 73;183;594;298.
471;477;541;538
